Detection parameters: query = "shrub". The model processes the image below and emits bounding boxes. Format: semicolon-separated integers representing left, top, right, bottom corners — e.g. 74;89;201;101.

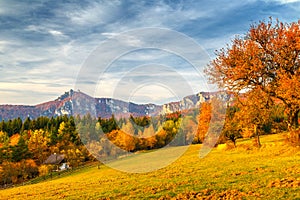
38;165;49;179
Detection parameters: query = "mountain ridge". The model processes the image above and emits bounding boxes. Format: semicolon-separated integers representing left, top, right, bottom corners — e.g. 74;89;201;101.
0;89;216;121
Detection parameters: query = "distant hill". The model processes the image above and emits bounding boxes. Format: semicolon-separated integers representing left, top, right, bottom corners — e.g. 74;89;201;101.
0;90;223;121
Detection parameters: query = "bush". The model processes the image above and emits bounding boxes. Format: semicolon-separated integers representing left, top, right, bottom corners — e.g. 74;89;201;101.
38;165;49;179
0;159;38;185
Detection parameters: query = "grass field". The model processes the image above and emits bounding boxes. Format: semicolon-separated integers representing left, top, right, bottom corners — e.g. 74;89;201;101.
0;133;299;199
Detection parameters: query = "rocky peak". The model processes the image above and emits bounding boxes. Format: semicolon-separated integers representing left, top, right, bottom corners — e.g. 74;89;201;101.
0;90;230;121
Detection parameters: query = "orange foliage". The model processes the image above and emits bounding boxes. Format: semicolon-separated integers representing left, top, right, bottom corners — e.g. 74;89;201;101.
9;134;20;146
195;102;212;143
206;19;300;129
107;130;137;152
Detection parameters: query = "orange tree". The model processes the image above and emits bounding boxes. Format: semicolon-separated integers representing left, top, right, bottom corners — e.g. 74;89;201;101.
195;102;211;144
232;89;272;147
206;19;300;136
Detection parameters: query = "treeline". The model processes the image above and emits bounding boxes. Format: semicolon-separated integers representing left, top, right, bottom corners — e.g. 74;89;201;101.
0;115;74;138
76;111;198;158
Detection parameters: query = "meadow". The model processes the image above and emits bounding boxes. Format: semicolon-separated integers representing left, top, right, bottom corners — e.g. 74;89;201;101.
0;133;299;199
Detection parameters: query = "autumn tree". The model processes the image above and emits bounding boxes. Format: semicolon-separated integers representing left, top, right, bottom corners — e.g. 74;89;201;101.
195;102;212;144
28;129;50;165
234;89;272;147
221;105;241;147
62;145;84;168
138;124;157;149
155;129;168;148
162;119;181;145
181;116;198;145
206;19;300;144
19;159;38;182
0;131;9;146
107;130;137;152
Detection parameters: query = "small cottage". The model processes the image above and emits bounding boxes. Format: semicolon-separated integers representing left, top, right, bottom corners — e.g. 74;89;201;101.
44;154;69;171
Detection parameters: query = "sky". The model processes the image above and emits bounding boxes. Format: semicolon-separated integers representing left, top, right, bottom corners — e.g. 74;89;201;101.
0;0;300;105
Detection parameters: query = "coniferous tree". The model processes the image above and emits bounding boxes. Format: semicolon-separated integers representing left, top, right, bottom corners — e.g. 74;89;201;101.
11;136;31;162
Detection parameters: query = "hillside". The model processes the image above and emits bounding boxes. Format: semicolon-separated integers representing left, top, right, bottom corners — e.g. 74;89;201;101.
1;133;299;199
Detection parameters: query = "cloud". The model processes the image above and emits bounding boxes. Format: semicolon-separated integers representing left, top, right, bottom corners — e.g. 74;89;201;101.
25;25;67;39
1;0;300;104
0;1;43;17
65;1;122;26
101;32;119;38
266;0;300;4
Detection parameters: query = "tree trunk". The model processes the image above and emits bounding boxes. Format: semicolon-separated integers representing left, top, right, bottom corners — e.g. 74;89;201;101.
233;138;236;147
288;110;300;145
254;124;261;148
291;110;299;129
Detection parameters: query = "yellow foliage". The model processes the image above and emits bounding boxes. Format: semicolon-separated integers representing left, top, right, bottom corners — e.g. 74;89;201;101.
107;130;137;152
241;127;253;139
0;131;8;144
28;129;49;164
38;165;49;178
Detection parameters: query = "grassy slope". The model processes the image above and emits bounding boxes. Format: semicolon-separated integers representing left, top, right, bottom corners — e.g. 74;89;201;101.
0;133;299;199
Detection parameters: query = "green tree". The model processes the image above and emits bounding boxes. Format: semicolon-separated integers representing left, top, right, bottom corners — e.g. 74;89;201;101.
21;117;31;132
11;136;31;162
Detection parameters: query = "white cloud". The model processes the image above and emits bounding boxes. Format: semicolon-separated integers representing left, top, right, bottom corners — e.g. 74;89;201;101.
66;1;121;26
0;40;14;54
272;0;300;3
48;30;64;37
0;82;71;105
25;25;40;32
127;84;181;104
101;32;119;39
26;25;66;38
94;77;183;104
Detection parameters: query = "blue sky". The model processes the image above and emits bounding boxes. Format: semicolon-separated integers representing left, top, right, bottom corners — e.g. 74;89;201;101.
0;0;300;105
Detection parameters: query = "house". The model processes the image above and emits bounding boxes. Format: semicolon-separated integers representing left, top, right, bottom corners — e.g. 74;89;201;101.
59;163;69;171
44;153;69;171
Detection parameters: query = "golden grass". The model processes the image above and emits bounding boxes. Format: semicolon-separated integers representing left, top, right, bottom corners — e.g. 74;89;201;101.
1;133;299;199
